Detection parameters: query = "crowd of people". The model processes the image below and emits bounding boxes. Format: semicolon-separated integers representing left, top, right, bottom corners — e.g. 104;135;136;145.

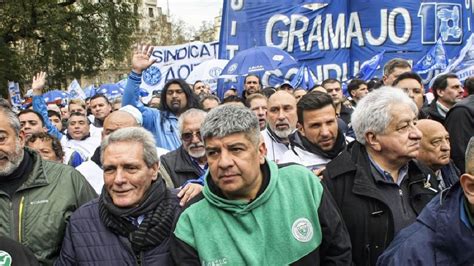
0;44;473;265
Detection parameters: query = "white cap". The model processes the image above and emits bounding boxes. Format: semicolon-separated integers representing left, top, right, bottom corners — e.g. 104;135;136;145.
119;105;143;126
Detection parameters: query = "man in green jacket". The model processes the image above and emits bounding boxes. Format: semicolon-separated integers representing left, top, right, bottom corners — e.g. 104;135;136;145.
170;104;352;265
0;106;97;265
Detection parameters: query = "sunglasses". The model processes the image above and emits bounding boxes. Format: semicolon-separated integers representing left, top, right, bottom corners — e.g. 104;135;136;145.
181;131;201;142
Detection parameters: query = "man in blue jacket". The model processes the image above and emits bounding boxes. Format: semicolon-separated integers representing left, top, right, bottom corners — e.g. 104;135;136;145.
122;44;200;151
377;137;474;265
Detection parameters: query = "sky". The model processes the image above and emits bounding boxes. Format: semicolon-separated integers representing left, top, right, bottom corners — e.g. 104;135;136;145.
158;0;223;29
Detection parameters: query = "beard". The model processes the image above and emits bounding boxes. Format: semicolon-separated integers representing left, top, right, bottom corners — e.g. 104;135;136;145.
273;128;293;139
186;143;206;158
0;143;24;176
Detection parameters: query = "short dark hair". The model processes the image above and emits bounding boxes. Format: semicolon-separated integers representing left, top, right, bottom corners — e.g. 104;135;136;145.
392;72;423;87
383;58;411;76
244;74;261;85
68;112;90;125
347;79;367;96
432;73;459;99
321;78;341;89
297;91;335;124
160;79;200;113
90;94;110;104
222;95;244;105
47;110;61;120
26;132;64;160
464;76;474;95
18;109;44;126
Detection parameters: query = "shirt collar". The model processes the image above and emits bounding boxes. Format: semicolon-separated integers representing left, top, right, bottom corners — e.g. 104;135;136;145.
368;154;408;186
436;101;450;118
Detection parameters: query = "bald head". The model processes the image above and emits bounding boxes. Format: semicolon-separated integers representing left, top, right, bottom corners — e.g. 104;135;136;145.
267;90;298;140
416;119;450;171
102;111;139;137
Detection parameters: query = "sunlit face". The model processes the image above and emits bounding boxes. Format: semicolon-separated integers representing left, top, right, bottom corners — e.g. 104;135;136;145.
206;133;265;201
417;121;450;171
244;76;261;95
49;115;63;131
193;82;209;95
293;89;307;102
384;67;411;86
437;77;464;107
90;97;112;120
249;98;268;130
267;92;297;139
181;116;206;159
19;112;45;138
323;82;343;105
68;103;86;115
395;78;425;110
103;141;158;208
0;114;24;176
373;104;422;163
165;83;188;114
299;105;339;151
350;84;369;102
60;106;70;119
67;115;90;140
27;138;60;162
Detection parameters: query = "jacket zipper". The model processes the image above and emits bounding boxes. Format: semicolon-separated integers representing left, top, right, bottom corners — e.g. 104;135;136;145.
399;189;407;215
18;196;25;242
11;195;22;242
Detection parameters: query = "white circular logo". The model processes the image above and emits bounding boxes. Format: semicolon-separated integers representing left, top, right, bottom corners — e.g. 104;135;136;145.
292;218;313;243
0;250;12;266
227;63;238;74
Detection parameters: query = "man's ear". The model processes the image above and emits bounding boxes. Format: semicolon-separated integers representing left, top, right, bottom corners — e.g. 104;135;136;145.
258;140;266;164
365;132;382;152
151;162;160;181
18;130;26;147
297;122;305;136
460;173;474;205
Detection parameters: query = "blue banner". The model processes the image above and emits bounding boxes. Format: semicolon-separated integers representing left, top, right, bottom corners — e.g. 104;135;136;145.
219;0;474;86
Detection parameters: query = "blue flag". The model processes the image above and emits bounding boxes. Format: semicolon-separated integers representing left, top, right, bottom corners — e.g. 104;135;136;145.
355;51;385;81
291;64;319;90
441;33;474;82
413;39;448;74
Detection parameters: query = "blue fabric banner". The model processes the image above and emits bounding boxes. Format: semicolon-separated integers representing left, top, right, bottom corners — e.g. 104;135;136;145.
219;0;474;87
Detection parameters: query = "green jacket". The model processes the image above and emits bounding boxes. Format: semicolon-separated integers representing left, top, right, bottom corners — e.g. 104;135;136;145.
0;148;97;265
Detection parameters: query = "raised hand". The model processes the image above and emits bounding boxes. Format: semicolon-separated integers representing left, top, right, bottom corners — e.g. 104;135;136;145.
32;72;47;95
131;44;156;74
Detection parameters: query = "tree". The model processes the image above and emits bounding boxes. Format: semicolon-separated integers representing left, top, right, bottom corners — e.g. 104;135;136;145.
194;21;217;43
0;0;138;95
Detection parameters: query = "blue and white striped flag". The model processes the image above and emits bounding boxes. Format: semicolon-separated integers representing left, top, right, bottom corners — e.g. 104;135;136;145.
8;81;21;110
413;39;448;75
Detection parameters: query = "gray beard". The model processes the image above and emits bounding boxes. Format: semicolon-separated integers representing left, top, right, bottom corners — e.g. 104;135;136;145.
273;127;293;139
0;147;24;176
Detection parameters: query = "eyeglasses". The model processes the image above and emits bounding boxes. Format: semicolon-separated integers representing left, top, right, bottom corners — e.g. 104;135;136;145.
181;131;201;142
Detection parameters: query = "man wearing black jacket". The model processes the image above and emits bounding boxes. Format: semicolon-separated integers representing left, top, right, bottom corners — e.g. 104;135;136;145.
323;88;440;266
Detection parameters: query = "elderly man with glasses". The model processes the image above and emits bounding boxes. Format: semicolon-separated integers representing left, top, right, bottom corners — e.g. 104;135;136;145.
160;108;208;189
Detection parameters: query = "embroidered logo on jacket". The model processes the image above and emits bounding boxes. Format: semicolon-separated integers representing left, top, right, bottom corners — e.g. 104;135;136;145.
292;218;313;242
0;250;12;266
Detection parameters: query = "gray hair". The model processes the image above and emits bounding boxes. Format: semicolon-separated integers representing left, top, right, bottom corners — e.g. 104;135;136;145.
200;104;260;145
177;108;207;134
466;137;474;174
351;87;418;145
100;127;158;167
0;106;20;136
